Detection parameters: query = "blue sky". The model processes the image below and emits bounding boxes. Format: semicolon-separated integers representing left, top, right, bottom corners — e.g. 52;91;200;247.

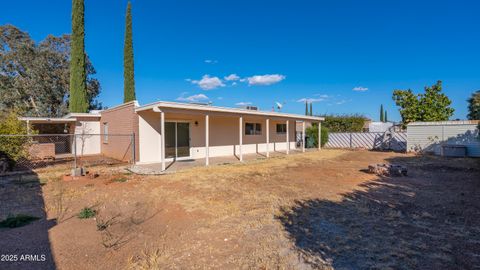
1;0;479;121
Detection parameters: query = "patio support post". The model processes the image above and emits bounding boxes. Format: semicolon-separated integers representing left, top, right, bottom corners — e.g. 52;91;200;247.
239;116;243;162
286;120;289;154
160;111;166;171
318;121;322;150
266;118;270;158
302;121;306;153
205;114;209;166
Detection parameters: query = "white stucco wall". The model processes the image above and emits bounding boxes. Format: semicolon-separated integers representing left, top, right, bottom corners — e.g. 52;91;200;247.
138;110;162;163
74;120;101;155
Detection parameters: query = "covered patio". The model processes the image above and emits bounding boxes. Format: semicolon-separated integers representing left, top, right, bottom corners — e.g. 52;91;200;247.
135;101;324;172
130;148;318;174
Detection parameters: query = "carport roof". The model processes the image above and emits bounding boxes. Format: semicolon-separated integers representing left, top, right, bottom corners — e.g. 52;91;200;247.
18;117;77;123
136;101;324;121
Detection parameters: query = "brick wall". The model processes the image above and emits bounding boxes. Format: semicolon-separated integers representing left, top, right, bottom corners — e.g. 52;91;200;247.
29;143;55;160
100;101;139;162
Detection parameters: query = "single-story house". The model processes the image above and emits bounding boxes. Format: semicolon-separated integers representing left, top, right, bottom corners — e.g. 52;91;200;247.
20;101;324;171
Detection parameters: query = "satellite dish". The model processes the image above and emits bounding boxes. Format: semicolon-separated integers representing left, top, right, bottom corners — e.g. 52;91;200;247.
275;102;283;110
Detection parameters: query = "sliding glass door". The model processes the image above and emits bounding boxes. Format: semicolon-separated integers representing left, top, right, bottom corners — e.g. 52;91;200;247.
176;123;190;157
164;122;190;159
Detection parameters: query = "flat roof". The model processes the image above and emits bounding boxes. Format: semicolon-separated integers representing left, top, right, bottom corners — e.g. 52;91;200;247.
19;117;77;123
63;113;101;118
408;120;480;126
136;101;324;121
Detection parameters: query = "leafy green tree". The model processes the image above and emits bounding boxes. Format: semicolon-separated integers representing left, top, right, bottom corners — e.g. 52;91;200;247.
380;104;384;122
69;0;89;113
321;114;368;132
0;111;30;167
123;1;136;102
467;90;480;120
393;81;454;126
0;25;101;117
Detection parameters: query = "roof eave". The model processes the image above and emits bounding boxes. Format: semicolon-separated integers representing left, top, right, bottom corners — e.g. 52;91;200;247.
135;101;324;121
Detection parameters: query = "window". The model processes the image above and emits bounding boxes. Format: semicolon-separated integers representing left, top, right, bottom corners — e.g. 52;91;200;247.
245;123;262;135
276;123;287;134
103;122;108;143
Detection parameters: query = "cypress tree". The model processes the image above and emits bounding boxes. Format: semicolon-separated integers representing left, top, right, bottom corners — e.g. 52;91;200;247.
380;104;384;122
384;110;388;122
123;1;136;102
309;102;313;116
69;0;89;113
305;101;308;115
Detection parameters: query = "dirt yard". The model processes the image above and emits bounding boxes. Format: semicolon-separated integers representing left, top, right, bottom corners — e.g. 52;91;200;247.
1;150;479;270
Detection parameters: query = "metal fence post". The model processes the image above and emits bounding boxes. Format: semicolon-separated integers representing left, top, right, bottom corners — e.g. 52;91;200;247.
349;133;353;148
131;133;136;165
73;134;77;170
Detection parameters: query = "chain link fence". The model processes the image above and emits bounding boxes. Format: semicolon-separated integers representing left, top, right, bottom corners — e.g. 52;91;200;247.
0;134;135;175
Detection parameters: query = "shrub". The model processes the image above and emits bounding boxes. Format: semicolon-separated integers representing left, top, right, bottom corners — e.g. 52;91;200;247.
321;114;368;132
78;207;97;219
0;111;31;168
0;214;40;228
306;125;329;148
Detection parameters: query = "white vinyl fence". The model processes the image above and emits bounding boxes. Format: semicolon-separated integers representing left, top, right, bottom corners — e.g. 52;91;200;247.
325;132;407;152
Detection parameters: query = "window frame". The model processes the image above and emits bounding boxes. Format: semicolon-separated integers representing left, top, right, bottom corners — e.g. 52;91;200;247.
276;123;287;134
245;122;262;135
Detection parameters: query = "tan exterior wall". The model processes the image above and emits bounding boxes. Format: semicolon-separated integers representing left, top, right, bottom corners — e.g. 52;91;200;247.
137;110;299;163
100;102;139;162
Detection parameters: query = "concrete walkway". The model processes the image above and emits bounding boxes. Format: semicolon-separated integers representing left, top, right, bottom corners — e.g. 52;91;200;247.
130;148;316;174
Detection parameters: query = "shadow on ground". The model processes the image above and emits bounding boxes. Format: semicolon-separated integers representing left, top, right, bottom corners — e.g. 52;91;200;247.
0;172;56;270
277;155;480;269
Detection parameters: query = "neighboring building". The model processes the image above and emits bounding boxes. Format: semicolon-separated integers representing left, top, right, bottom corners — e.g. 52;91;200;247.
368;121;394;133
362;119;372;132
20;100;324;171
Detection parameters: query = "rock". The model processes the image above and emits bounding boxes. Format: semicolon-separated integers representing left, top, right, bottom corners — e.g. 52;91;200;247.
368;164;407;177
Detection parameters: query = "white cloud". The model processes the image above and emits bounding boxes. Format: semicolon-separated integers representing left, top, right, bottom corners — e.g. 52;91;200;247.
204;59;218;64
177;93;209;102
296;97;326;103
314;94;329;98
235;102;252;106
224;74;240;81
353;86;368;92
336;100;348;105
190;75;225;90
246;74;285;86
